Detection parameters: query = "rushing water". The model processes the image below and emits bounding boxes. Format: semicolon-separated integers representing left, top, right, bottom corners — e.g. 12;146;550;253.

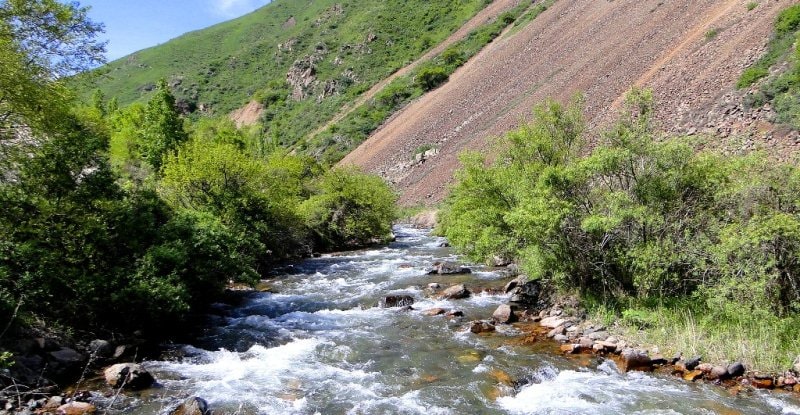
109;226;800;414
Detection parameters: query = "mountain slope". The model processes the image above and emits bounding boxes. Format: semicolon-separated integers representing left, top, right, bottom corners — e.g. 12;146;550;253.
80;0;492;145
340;0;797;206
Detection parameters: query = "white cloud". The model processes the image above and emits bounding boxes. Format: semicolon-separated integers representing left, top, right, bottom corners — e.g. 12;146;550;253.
209;0;269;18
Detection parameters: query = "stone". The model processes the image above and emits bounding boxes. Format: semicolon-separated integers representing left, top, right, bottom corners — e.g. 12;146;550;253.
587;331;609;341
441;284;470;300
423;308;446;316
708;366;729;381
103;363;155;390
492;304;517;324
57;402;96;415
540;317;567;329
751;376;774;389
88;340;113;358
468;320;495;334
445;310;464;318
596;341;617;352
427;262;471;275
685;356;702;371
577;337;593;350
697;363;714;374
427;283;441;290
381;295;415;308
553;334;569;343
508;280;542;306
171;397;210;415
43;396;64;411
592;343;605;353
503;277;521;293
113;345;127;359
48;347;87;380
560;344;579;354
547;326;565;338
621;348;652;372
684;370;704;381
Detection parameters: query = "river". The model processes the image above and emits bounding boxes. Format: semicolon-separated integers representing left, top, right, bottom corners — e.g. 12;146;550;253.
105;226;800;414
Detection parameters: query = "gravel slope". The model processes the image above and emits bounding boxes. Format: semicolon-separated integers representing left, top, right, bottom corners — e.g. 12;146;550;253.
340;0;796;206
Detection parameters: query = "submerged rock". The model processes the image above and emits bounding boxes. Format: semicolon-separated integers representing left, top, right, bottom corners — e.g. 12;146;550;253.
468;320;495;334
103;363;154;390
381;295;415;308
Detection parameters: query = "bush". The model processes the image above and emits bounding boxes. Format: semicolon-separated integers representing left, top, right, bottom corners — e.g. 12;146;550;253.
300;167;397;250
415;65;449;91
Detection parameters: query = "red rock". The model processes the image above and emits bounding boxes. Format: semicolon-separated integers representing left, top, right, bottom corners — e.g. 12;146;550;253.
751;377;774;389
560;344;579;354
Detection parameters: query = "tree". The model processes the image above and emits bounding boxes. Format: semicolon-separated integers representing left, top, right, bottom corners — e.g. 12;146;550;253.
140;79;187;170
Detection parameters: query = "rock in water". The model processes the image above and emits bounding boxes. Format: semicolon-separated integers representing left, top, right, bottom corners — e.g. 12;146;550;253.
620;348;652;372
381;295;415;308
57;402;96;415
468;320;495;333
492;304;517;324
441;284;470;300
426;261;471;275
171;397;210;415
104;363;155;390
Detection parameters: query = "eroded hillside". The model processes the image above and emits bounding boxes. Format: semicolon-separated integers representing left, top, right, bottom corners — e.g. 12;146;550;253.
340;0;797;206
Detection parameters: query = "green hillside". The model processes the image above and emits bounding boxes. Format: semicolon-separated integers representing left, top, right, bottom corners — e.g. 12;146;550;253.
80;0;489;148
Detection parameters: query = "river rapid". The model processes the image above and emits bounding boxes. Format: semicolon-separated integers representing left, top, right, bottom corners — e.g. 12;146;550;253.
108;226;800;414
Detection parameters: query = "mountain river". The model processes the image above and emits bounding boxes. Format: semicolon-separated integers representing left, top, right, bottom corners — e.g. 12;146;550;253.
105;226;800;414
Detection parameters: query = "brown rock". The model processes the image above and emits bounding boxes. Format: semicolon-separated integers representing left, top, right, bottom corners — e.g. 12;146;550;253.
469;320;495;333
684;370;704;381
751;377;774;389
540;317;567;329
492;304;517;324
560;344;579;354
727;362;745;377
57;402;96;415
577;337;593;350
103;363;155;390
441;284;470;300
697;363;714;374
547;326;565;338
621;348;652;372
445;310;464;318
171;397;210;415
428;262;471;275
708;366;729;381
423;308;446;316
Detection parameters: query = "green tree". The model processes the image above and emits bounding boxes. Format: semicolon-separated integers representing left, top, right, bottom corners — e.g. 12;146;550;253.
300;167;397;249
140;79;187;170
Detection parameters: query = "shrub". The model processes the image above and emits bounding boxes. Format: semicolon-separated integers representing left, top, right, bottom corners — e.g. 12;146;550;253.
300;167;397;250
415;65;449;91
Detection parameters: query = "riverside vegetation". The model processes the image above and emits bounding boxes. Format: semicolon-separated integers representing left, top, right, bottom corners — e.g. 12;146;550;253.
438;89;800;372
0;0;395;373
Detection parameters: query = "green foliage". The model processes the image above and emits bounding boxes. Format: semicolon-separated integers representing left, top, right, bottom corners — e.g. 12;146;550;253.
737;4;800;90
747;2;759;12
704;28;719;40
140;80;188;169
76;0;489;156
441;89;800;324
415;65;449;91
300;167;397;250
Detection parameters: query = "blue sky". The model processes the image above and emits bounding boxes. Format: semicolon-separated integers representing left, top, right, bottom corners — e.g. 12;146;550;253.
81;0;271;61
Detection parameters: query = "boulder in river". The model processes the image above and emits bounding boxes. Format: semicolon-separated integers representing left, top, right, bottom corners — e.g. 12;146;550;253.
381;295;415;308
468;320;495;333
427;261;471;275
423;308;446;316
171;397;211;415
103;363;155;390
492;304;517;324
620;348;652;372
441;284;470;300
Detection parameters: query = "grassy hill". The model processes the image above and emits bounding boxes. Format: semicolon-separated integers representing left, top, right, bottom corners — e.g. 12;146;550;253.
79;0;491;153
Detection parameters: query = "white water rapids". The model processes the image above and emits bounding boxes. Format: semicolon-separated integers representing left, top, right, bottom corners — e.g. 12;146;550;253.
105;226;800;414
